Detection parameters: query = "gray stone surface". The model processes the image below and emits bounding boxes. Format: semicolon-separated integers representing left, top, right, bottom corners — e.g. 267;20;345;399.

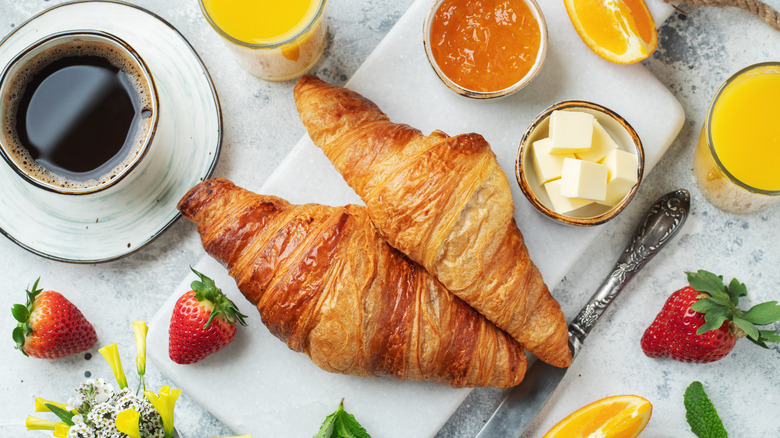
1;0;778;437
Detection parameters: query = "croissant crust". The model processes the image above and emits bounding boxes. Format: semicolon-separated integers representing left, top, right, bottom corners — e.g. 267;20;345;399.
294;75;571;367
178;178;527;388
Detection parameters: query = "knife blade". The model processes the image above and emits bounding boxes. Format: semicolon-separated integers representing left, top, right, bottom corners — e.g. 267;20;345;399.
474;189;690;438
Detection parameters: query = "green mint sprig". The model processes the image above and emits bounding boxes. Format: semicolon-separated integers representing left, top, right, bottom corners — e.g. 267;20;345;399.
684;381;727;438
314;399;371;438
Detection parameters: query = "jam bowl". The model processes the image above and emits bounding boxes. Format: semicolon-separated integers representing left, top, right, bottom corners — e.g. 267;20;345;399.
422;0;548;99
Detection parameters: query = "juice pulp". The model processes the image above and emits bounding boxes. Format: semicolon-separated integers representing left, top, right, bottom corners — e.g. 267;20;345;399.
201;0;320;45
429;0;541;92
710;67;780;192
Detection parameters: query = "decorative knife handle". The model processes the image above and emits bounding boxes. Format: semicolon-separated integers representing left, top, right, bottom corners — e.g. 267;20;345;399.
568;189;690;355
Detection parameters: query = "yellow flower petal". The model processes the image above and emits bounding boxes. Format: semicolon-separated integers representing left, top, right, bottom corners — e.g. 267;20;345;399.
25;415;57;430
133;321;149;376
99;343;128;388
34;397;68;413
145;385;182;438
116;409;143;438
53;423;70;438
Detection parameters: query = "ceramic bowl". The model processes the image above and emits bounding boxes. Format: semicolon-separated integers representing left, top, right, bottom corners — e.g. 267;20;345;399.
516;100;645;226
422;0;547;99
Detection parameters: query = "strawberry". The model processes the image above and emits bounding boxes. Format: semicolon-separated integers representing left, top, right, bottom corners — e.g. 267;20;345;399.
641;270;780;363
12;279;97;359
169;267;247;364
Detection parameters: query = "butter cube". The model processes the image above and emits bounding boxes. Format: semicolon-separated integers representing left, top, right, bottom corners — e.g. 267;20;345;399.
576;120;619;163
549;110;594;154
532;138;574;185
544;179;593;213
559;158;608;201
596;150;638;206
599;180;633;206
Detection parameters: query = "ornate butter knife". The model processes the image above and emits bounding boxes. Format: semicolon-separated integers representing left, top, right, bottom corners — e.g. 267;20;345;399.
473;189;690;438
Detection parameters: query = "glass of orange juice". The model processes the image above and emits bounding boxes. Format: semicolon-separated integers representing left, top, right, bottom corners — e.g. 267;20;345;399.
693;62;780;214
199;0;328;81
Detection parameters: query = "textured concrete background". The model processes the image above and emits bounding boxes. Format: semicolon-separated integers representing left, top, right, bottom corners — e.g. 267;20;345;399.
0;0;778;436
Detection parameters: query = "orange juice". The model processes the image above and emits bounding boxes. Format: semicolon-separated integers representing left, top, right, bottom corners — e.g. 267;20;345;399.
199;0;328;80
694;63;780;213
200;0;320;45
710;67;780;191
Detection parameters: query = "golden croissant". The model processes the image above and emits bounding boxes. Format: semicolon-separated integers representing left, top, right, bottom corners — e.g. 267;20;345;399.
178;178;527;388
294;75;571;367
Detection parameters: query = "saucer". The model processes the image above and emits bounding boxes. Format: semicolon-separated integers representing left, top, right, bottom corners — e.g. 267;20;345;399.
0;0;222;263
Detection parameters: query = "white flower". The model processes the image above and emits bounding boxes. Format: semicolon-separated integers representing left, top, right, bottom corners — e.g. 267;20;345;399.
87;402;117;429
67;396;84;411
72;414;84;425
66;421;93;438
95;392;110;404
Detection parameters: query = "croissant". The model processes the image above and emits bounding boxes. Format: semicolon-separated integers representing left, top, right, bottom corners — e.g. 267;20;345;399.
178;178;527;388
294;75;571;367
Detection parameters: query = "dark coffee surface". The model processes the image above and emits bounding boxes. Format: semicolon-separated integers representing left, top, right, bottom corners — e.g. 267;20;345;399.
15;55;139;178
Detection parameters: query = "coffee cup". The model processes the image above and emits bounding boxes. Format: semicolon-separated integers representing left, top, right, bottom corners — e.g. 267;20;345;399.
0;30;158;195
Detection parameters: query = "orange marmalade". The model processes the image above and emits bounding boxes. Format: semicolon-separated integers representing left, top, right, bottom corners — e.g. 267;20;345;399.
430;0;541;93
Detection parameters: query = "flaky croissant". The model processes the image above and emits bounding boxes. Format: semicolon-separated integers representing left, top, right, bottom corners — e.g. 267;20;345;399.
294;75;571;367
178;178;527;388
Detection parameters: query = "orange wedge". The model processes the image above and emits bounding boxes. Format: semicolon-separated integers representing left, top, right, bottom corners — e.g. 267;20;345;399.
564;0;658;64
543;394;653;438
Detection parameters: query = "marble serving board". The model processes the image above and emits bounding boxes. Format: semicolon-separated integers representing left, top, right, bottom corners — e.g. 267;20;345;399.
148;0;684;436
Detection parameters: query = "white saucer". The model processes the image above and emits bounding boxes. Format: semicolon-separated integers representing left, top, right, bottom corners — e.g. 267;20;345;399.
0;0;222;263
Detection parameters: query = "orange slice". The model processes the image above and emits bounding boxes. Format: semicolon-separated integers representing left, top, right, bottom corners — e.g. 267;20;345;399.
543;394;653;438
564;0;658;64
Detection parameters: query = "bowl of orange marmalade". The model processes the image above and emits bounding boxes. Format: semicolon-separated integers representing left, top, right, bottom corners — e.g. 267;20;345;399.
423;0;547;99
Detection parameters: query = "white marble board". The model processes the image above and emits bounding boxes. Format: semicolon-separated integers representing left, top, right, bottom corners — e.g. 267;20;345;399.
148;0;685;436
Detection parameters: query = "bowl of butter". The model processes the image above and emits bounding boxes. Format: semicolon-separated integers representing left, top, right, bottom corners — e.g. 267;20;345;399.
516;100;644;226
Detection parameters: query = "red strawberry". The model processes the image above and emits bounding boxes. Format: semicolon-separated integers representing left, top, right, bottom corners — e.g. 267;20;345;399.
641;270;780;363
169;267;247;364
12;279;97;359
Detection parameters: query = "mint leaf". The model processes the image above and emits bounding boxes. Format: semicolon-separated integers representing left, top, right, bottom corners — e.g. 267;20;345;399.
314;411;338;438
741;301;780;325
314;400;371;438
685;381;728;438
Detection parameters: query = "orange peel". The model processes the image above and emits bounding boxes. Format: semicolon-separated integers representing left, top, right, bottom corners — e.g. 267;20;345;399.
564;0;658;64
543;394;653;438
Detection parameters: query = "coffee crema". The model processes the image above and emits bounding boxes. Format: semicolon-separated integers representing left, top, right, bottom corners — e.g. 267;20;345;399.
1;37;155;191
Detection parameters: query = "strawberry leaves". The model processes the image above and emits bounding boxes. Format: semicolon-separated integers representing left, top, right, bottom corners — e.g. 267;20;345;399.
11;278;45;356
189;267;247;330
687;270;780;348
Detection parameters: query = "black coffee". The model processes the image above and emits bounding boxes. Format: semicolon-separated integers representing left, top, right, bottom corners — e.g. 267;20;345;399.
16;55;139;176
1;37;154;190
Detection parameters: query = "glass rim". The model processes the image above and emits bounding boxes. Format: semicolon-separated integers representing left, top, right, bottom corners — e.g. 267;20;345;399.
197;0;327;50
705;61;780;196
